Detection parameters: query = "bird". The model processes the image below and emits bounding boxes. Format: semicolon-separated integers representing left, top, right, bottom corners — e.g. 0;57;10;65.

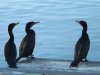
4;23;19;68
70;20;90;67
15;21;39;63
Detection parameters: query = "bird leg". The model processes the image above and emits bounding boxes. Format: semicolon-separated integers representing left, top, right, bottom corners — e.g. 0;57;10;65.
84;58;88;62
30;55;35;59
82;58;88;62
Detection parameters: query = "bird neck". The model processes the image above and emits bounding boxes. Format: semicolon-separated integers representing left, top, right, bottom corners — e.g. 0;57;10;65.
82;30;87;36
82;26;87;34
25;27;31;34
8;29;14;42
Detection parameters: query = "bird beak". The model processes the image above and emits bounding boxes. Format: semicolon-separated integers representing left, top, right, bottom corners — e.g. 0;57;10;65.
13;23;19;28
15;22;19;25
75;20;80;23
35;22;39;24
75;20;83;27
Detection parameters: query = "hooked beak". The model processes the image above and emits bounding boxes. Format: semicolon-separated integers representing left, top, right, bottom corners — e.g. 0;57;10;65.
15;22;19;25
75;20;83;27
34;21;39;24
13;22;19;27
75;20;80;23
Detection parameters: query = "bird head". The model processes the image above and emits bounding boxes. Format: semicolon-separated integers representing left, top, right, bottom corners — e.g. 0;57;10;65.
75;20;87;32
8;22;19;30
26;21;39;29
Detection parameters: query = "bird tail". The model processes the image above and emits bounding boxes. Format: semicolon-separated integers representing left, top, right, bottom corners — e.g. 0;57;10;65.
15;57;21;64
69;60;81;67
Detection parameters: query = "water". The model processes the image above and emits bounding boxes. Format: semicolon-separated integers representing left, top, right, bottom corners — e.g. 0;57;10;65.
0;0;100;68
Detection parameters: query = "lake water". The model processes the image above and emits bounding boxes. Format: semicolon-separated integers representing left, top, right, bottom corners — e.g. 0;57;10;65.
0;0;100;68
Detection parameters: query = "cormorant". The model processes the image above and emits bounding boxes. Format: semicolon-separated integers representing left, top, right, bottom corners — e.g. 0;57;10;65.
15;21;39;63
4;23;19;68
70;20;90;67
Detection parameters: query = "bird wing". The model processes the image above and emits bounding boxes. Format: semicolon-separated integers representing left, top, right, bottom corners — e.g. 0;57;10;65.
19;34;35;57
74;37;82;60
4;41;17;65
19;35;28;56
77;34;90;60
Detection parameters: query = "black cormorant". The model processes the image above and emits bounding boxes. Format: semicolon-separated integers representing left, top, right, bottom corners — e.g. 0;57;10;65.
70;20;90;67
4;23;19;68
15;21;39;63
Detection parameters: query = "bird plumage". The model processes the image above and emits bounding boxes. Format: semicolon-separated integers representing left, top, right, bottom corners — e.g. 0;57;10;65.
15;21;39;63
4;23;19;68
19;30;35;57
70;20;90;67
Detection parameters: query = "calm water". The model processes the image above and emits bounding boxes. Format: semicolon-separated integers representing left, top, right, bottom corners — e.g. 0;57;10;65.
0;0;100;67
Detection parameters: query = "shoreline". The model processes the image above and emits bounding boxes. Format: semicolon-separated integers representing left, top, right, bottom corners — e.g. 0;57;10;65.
0;58;100;75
